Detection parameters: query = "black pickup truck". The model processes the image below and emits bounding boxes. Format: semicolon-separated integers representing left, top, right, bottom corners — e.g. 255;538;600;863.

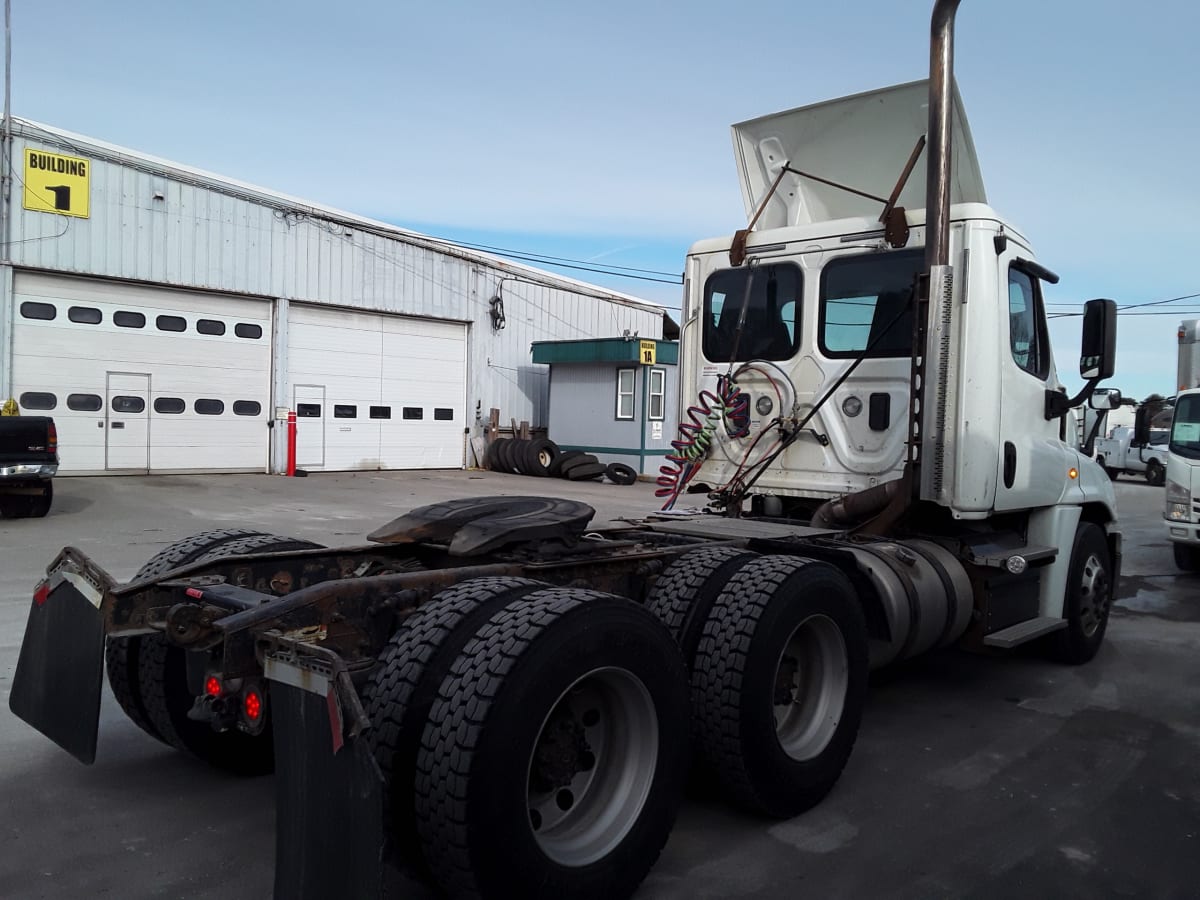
0;416;57;518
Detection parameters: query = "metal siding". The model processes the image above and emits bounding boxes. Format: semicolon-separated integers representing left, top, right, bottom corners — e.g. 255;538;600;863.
9;132;665;433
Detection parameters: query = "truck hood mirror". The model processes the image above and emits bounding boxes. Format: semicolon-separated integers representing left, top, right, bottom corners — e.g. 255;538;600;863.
1089;388;1122;411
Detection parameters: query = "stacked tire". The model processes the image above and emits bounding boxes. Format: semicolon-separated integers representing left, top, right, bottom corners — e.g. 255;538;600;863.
488;438;639;485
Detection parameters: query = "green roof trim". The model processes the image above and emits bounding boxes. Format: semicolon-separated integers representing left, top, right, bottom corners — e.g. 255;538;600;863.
531;338;679;366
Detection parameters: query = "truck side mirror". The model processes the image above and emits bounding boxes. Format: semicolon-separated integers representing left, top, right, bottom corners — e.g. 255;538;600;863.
1079;298;1117;379
1089;388;1121;411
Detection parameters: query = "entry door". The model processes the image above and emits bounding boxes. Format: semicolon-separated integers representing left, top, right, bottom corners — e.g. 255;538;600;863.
293;384;325;468
106;372;151;471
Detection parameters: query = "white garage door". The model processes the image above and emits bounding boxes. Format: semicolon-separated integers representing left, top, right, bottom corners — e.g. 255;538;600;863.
12;273;271;474
287;305;466;471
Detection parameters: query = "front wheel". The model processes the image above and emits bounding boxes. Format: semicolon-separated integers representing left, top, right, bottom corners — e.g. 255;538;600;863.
1174;543;1200;573
415;589;688;900
1145;460;1165;486
1053;522;1113;664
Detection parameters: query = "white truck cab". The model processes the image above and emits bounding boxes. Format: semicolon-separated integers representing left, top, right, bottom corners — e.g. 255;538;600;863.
1166;389;1200;570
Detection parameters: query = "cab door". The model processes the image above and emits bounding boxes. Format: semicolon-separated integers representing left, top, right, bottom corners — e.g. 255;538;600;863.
992;255;1066;511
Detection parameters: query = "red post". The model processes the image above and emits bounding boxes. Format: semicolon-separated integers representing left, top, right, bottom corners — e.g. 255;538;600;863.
286;411;297;476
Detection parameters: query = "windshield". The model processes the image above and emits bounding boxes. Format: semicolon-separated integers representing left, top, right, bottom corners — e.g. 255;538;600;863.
703;264;802;363
1169;394;1200;461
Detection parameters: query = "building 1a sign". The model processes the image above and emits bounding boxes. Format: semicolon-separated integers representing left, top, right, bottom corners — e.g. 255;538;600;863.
24;149;90;218
639;340;656;365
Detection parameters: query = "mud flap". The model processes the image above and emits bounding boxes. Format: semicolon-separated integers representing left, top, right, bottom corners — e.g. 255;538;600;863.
271;679;384;900
9;580;105;764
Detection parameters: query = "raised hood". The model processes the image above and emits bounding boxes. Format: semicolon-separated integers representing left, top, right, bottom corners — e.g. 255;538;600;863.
732;79;986;229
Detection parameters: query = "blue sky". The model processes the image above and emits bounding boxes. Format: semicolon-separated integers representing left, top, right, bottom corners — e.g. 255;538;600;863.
11;0;1199;400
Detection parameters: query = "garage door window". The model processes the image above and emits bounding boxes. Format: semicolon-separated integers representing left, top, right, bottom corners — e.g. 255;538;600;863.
112;396;145;413
20;302;56;321
403;407;423;420
235;323;263;339
297;404;321;417
67;393;103;411
20;391;57;410
154;397;186;414
434;408;454;420
233;400;261;416
114;311;146;328
68;306;103;324
196;319;226;336
334;405;357;418
195;399;224;415
370;406;392;419
156;315;186;333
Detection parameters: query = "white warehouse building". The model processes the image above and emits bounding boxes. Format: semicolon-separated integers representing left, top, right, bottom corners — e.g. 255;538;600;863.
0;119;673;475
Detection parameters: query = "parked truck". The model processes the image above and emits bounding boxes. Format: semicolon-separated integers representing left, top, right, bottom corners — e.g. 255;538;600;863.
1094;419;1170;484
9;3;1122;898
0;414;57;518
1166;322;1200;570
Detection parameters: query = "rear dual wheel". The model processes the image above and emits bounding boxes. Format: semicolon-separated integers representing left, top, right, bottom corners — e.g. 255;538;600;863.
367;582;688;899
650;549;869;818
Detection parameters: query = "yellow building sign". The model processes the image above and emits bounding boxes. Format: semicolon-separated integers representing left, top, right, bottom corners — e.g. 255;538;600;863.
639;340;656;365
23;149;90;218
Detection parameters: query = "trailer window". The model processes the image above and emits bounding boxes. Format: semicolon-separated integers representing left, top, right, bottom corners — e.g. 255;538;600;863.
819;249;921;358
616;369;636;419
648;368;666;420
1008;267;1050;378
703;264;801;362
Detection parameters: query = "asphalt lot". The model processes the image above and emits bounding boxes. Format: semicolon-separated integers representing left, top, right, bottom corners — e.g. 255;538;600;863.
1;470;1197;899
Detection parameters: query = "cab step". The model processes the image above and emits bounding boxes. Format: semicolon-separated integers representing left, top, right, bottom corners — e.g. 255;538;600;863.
983;616;1066;648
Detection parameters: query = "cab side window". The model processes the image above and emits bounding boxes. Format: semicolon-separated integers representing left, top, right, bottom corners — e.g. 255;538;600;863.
1008;267;1049;378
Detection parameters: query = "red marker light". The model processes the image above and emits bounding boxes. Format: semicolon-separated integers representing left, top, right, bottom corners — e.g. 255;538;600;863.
33;581;51;606
185;588;204;600
243;689;263;721
205;676;222;697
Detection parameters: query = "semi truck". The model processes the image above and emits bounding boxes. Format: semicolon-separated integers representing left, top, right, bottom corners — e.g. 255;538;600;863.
1166;322;1200;570
9;3;1122;898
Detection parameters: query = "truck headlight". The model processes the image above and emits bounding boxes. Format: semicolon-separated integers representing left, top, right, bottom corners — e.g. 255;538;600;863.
1165;479;1191;520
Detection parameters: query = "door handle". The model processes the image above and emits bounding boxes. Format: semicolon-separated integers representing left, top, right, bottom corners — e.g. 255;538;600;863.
111;421;125;430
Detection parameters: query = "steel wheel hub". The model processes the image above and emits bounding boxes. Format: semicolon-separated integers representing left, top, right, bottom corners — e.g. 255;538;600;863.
1077;552;1110;636
773;614;849;761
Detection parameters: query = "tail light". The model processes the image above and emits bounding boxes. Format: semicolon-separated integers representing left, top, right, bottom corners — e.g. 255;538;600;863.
47;421;58;454
33;580;50;606
239;683;267;734
205;676;223;697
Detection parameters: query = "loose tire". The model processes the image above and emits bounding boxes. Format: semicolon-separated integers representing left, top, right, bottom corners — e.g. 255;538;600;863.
1053;522;1113;664
486;439;508;471
497;438;521;474
1173;543;1200;573
645;545;758;671
105;528;273;743
1145;460;1165;486
363;576;547;870
549;450;585;477
522;438;560;477
559;453;599;475
604;462;638;486
415;589;689;900
691;555;869;818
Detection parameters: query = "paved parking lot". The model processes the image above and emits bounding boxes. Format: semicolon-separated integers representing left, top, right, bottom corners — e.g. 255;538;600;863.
1;471;1197;898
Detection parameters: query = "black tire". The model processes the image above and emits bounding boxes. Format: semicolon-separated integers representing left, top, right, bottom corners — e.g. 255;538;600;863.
1096;457;1118;480
549;450;586;477
604;463;638;486
1146;460;1165;486
1053;523;1113;664
1174;543;1200;573
0;494;26;518
510;439;532;475
646;546;758;672
105;528;272;743
486;439;508;471
29;481;53;517
691;555;869;818
522;438;560;477
363;576;548;871
138;533;324;773
559;453;599;475
497;438;521;474
565;462;606;481
415;589;689;900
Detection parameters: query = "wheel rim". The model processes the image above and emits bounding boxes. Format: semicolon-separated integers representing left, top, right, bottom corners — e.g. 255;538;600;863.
526;667;658;867
537;449;554;468
1077;552;1110;636
773;614;849;761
